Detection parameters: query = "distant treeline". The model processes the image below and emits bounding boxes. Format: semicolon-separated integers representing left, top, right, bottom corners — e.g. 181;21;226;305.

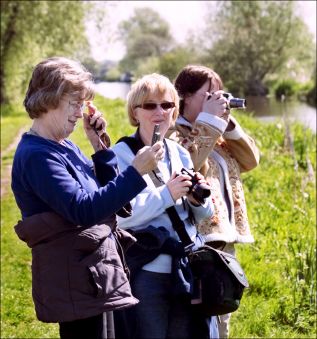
1;1;316;106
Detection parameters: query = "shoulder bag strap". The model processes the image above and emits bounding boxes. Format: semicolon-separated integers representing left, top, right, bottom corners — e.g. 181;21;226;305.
117;134;195;252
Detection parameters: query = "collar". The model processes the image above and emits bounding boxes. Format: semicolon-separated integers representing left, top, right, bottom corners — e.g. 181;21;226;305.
176;115;193;128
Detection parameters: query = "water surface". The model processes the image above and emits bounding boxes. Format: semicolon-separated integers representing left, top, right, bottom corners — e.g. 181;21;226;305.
95;82;316;133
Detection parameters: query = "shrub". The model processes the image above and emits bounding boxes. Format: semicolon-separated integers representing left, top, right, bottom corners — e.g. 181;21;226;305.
274;79;300;99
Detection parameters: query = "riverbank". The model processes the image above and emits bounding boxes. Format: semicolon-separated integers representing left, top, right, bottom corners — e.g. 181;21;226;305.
95;82;317;133
1;96;316;338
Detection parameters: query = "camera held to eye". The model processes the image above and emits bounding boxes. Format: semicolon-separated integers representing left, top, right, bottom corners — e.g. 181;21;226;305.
222;92;246;109
178;168;211;204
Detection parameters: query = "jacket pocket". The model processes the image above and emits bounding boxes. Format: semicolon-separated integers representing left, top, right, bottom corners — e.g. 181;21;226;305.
82;237;130;299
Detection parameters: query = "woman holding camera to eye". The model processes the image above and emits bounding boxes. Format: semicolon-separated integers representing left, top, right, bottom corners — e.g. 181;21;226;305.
112;73;217;339
167;64;260;338
11;57;163;339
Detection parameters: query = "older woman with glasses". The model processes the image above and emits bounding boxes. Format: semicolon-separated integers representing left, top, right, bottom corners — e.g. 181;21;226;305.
11;57;163;339
112;73;216;339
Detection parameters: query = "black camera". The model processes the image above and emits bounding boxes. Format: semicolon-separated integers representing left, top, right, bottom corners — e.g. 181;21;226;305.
151;124;160;145
179;168;211;204
222;92;246;109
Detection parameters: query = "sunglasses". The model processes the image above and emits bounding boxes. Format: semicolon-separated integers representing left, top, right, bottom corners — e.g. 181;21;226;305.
135;102;175;111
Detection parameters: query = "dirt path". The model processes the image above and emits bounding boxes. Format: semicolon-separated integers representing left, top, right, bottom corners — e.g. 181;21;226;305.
1;127;28;197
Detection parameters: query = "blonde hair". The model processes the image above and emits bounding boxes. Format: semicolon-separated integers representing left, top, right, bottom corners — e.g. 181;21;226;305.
24;57;95;119
127;73;179;126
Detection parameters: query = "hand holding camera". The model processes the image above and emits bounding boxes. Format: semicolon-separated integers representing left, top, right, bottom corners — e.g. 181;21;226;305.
202;91;246;122
83;101;111;150
202;90;228;121
167;168;211;204
132;142;164;176
179;168;211;205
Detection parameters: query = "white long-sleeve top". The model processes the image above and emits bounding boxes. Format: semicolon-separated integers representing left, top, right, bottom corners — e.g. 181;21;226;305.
112;138;213;273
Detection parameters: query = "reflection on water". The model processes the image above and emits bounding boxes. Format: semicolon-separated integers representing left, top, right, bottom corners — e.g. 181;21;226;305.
95;82;316;133
245;96;316;133
95;81;131;100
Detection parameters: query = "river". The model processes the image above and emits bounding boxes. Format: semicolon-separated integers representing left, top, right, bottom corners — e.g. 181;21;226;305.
95;82;316;133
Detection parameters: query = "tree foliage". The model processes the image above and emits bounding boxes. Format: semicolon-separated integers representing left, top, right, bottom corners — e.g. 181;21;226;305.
202;1;316;96
158;44;203;82
118;7;174;73
0;1;88;104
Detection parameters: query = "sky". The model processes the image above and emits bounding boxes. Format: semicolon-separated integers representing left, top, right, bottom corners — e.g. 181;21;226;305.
86;1;317;62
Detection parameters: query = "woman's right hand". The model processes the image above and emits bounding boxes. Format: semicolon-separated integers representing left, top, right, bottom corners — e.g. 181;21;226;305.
166;172;192;202
132;142;164;176
202;90;229;121
83;102;110;151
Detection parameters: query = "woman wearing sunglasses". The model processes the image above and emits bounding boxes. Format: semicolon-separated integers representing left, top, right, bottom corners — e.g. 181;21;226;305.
11;57;163;339
112;73;217;339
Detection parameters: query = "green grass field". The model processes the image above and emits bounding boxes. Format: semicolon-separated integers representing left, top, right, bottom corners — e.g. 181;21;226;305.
1;95;316;338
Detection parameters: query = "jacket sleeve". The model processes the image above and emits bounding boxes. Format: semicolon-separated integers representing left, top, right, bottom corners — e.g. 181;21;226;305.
167;113;226;173
22;149;146;227
168;113;260;174
92;150;132;217
112;142;176;230
222;115;260;172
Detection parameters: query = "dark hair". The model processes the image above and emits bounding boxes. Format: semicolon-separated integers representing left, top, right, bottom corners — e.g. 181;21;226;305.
174;65;223;115
24;57;95;119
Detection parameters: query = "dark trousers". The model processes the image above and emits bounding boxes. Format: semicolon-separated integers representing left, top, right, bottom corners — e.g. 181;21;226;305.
114;270;218;339
59;312;114;339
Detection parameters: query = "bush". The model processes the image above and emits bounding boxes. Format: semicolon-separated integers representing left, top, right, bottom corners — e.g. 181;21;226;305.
306;84;316;106
274;79;300;99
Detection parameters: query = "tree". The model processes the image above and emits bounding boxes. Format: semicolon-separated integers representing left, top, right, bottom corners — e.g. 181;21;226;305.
158;34;206;82
118;7;174;73
202;1;316;96
0;1;88;104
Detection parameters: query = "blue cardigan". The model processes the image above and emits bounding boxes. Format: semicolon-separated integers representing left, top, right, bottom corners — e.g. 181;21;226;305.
11;133;146;226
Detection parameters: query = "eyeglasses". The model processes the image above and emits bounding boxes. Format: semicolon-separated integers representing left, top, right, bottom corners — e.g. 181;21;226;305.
69;101;86;112
135;102;175;111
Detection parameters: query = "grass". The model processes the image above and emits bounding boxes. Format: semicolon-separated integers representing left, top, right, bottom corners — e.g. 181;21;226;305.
1;95;316;338
1;104;31;153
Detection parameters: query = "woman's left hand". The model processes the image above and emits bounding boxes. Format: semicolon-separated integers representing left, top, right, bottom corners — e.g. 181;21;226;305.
83;102;111;151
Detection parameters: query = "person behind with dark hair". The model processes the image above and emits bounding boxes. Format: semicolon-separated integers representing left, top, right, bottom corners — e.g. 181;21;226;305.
112;73;218;339
11;56;163;339
168;64;260;338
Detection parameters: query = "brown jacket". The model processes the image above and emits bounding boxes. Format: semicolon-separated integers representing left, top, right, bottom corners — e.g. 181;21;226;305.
14;212;138;323
167;113;260;243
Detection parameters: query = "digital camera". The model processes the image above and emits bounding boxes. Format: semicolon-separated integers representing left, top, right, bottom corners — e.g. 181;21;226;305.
222;92;246;109
179;168;211;204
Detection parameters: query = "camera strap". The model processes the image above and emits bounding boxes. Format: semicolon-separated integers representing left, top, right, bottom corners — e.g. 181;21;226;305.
116;133;195;252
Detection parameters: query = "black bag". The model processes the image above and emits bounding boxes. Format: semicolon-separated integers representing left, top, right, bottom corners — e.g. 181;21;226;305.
117;135;249;316
188;245;249;316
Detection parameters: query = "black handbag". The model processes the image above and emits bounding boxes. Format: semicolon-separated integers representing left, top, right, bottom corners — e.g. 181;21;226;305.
188;245;249;316
164;205;249;316
117;134;249;316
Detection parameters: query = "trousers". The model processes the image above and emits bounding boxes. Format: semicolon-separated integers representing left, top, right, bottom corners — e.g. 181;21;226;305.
115;269;218;339
217;243;235;339
59;312;114;339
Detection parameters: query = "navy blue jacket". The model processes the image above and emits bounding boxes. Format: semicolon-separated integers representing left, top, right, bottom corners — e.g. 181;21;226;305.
11;133;145;225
